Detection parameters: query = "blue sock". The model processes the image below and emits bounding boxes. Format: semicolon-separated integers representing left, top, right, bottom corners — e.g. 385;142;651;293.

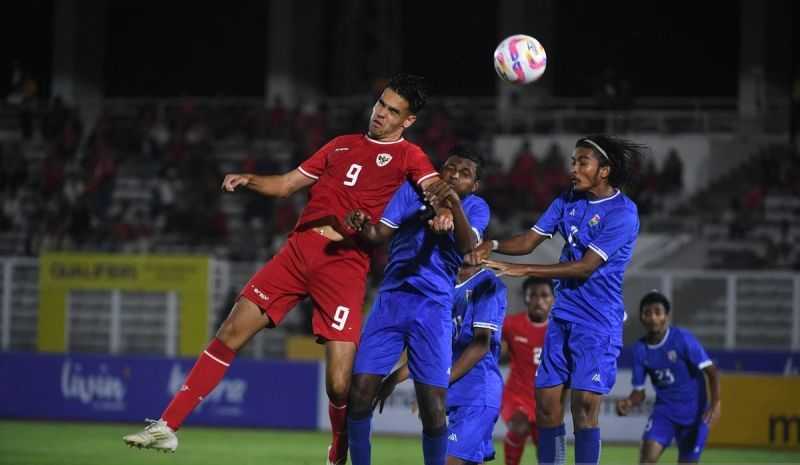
347;415;372;465
574;427;601;465
421;431;447;465
537;424;566;465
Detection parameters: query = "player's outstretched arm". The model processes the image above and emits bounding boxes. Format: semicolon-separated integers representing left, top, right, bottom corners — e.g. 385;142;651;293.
465;230;548;266
702;365;721;426
221;169;315;198
449;328;492;385
615;389;645;416
484;248;605;279
345;210;396;244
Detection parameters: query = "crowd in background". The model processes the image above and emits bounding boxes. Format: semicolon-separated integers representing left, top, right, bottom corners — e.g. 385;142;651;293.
1;94;797;271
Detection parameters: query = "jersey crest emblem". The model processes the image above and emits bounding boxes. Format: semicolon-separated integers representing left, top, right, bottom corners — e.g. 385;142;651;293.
465;289;473;302
667;350;677;362
588;213;601;227
376;153;393;167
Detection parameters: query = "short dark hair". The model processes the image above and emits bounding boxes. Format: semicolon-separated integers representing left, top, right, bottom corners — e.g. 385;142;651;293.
445;144;484;180
386;73;428;114
576;135;648;188
639;290;671;314
523;277;554;294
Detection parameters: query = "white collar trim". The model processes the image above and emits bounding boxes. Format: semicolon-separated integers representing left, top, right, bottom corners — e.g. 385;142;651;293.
455;268;490;289
646;326;671;349
588;189;620;204
365;134;405;145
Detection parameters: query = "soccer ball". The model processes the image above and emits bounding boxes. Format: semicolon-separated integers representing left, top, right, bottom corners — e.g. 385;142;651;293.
493;34;547;84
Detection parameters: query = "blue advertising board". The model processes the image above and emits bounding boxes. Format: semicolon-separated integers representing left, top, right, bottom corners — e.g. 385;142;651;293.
618;347;800;374
0;352;319;429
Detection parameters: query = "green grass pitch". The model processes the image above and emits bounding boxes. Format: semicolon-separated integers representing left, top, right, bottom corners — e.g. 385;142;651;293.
1;420;798;465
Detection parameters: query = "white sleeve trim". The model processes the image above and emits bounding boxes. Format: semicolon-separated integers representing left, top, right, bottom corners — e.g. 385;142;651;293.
632;385;646;391
416;172;439;185
531;225;552;238
379;218;400;229
588;243;609;261
473;322;499;331
298;166;319;180
698;360;713;370
472;227;482;245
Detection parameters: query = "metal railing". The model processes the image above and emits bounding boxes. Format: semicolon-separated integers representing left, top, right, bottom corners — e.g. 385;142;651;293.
2;257;797;355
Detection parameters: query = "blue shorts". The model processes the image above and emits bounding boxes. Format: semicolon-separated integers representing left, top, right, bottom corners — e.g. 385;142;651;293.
353;285;452;388
447;405;499;463
534;317;621;394
643;414;709;462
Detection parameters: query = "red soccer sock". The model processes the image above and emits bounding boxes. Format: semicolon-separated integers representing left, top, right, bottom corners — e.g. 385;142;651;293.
504;430;527;465
327;401;348;464
161;338;236;431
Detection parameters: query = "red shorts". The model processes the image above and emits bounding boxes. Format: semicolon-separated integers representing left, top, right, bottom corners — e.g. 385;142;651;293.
501;388;537;429
239;229;369;344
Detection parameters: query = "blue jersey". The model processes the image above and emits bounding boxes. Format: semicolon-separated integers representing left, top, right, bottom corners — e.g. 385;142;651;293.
379;182;491;308
532;189;639;335
447;269;506;408
632;326;713;424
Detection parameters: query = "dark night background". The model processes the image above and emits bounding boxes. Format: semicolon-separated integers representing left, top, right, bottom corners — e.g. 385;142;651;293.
3;0;749;98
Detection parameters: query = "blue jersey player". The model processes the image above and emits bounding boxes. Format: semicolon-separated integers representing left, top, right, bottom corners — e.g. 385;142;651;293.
375;263;507;465
473;135;647;465
616;291;721;464
345;146;490;465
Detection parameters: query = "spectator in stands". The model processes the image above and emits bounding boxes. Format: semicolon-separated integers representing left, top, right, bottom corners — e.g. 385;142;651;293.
631;158;660;217
84;145;117;221
421;105;457;163
41;151;65;198
722;198;748;240
508;141;540;210
539;143;569;206
660;148;683;194
268;95;289;139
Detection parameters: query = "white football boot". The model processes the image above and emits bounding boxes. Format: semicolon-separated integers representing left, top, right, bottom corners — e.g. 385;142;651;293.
123;419;178;452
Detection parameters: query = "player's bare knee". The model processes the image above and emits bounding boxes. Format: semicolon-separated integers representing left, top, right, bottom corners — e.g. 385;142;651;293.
214;318;239;346
421;411;447;437
347;375;377;417
536;401;562;426
326;375;350;404
418;402;447;433
509;414;531;436
571;406;600;429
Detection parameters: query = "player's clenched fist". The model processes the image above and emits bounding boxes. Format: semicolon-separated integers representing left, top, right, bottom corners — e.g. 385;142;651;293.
345;210;371;232
423;179;459;209
428;208;454;233
221;174;252;192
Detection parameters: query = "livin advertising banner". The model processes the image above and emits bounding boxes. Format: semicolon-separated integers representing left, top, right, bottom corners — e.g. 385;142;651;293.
0;352;319;429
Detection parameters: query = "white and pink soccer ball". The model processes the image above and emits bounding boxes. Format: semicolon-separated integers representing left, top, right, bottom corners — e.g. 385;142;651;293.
493;34;547;84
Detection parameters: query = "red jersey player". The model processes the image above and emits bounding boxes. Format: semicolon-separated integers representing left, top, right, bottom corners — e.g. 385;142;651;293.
123;74;444;465
500;277;554;465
